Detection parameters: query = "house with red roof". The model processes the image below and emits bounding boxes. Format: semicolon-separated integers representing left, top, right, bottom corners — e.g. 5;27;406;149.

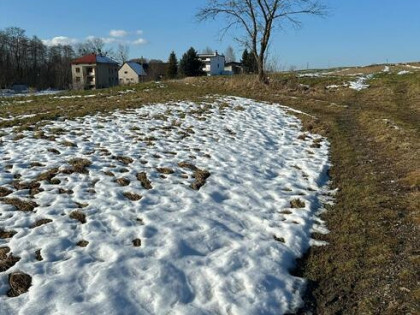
71;54;119;90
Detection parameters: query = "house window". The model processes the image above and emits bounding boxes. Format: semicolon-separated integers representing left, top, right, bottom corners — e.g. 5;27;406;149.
76;77;81;82
75;67;80;73
124;71;128;74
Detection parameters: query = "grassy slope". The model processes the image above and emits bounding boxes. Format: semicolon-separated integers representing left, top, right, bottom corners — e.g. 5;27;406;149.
1;68;419;314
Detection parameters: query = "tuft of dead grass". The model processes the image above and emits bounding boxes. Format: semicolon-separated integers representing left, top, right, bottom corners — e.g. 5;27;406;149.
290;198;306;208
30;218;53;228
116;177;130;186
156;167;175;175
35;249;43;261
69;211;86;224
132;239;142;247
0;187;12;197
114;156;134;165
136;172;152;189
191;169;211;191
7;272;32;297
1;198;38;212
76;240;89;247
0;247;20;272
123;192;142;201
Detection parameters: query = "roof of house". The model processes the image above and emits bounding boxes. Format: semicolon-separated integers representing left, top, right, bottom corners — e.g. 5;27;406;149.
71;53;118;65
125;62;147;76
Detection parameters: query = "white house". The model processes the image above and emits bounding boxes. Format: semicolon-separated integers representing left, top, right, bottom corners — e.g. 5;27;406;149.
198;51;225;76
118;62;147;85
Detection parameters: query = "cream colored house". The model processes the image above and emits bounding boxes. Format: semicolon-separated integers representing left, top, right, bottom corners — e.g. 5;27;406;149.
71;54;119;90
118;62;147;85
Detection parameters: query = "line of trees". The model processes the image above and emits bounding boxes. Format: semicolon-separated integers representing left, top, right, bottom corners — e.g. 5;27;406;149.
0;27;76;90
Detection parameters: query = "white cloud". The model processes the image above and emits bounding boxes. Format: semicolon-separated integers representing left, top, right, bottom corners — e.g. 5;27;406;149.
102;37;117;44
42;36;78;46
110;29;128;37
135;30;144;35
132;38;147;45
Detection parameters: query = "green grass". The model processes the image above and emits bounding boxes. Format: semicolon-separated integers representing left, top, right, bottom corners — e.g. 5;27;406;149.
0;67;419;313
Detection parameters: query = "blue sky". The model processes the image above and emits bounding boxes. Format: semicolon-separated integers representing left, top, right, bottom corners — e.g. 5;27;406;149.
1;0;419;69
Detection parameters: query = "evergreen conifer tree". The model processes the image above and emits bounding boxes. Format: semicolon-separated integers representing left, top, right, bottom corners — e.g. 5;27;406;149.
180;47;204;77
167;51;178;79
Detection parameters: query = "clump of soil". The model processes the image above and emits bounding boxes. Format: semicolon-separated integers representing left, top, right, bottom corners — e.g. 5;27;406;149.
0;187;12;197
114;156;134;165
123;192;142;201
30;218;53;228
156;167;174;174
69;211;86;224
290;198;306;208
136;172;152;189
116;177;130;186
76;240;89;247
0;247;20;272
132;239;142;247
1;198;38;212
7;272;32;297
103;171;115;177
136;218;145;225
35;249;43;261
191;169;211;191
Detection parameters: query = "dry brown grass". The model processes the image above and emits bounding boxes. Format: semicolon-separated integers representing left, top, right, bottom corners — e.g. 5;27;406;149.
132;239;142;247
0;230;17;239
290;198;306;208
123;192;142;201
1;198;38;212
30;218;53;228
114;156;134;165
7;272;32;297
116;177;130;187
156;167;175;175
35;249;43;261
0;69;418;312
66;158;92;174
0;187;12;197
69;211;86;224
191;169;211;191
136;172;152;190
76;240;89;247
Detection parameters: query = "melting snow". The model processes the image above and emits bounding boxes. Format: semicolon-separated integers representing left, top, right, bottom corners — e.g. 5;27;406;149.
0;97;331;314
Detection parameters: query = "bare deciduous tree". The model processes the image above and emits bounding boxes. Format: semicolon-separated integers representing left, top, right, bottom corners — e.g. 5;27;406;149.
116;44;129;65
225;45;236;63
197;0;326;82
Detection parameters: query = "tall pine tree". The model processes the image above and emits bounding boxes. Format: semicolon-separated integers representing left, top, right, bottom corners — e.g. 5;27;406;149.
167;51;178;79
179;47;204;77
241;49;258;74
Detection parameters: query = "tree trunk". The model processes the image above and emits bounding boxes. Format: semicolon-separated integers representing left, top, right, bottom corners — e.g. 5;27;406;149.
257;53;268;84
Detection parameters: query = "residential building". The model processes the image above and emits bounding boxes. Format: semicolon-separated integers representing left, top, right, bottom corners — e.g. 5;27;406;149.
119;62;147;85
71;54;119;90
198;51;225;76
224;62;244;75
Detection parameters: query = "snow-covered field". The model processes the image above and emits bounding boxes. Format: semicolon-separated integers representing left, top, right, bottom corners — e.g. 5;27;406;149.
0;97;331;314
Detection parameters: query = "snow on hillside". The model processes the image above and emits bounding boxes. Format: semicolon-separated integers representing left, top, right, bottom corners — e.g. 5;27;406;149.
0;97;331;314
